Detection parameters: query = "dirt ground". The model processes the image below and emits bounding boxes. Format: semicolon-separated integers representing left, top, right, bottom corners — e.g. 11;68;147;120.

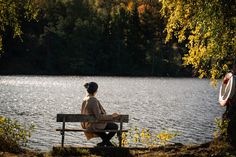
1;141;236;157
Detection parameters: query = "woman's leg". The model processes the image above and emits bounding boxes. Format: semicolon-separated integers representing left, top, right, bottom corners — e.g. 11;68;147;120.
95;122;118;146
105;122;118;142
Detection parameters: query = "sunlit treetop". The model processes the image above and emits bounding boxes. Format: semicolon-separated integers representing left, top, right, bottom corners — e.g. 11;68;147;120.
160;0;236;82
93;0;159;17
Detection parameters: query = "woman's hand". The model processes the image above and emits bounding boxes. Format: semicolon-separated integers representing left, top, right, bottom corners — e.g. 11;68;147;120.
223;72;233;84
112;113;119;118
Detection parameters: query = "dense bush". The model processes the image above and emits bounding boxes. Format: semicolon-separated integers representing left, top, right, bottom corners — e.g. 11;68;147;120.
0;116;34;152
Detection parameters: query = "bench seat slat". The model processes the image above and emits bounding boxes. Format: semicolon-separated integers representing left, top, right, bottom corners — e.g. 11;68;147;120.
57;114;129;123
56;128;128;132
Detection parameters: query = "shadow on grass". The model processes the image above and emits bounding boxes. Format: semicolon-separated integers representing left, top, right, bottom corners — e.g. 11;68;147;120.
52;146;134;157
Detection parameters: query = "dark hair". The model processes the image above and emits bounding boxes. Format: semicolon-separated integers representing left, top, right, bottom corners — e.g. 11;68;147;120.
84;82;98;94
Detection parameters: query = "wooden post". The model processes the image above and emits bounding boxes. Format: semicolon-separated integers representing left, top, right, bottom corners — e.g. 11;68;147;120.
61;116;66;147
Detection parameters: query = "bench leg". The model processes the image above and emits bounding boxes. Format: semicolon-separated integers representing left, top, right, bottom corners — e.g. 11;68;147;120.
119;121;123;147
61;118;66;147
118;131;122;147
61;131;65;147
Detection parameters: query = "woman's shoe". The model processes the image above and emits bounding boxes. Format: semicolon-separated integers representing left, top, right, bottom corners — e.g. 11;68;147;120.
105;141;115;147
96;141;106;147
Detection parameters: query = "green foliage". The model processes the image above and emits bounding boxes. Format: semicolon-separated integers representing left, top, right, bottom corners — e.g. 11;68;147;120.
0;116;35;152
214;117;229;142
121;126;179;147
160;0;236;80
0;0;39;53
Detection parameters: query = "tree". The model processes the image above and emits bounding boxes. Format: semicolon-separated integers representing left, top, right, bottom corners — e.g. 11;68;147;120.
0;0;191;76
160;0;236;81
0;0;39;53
38;0;104;74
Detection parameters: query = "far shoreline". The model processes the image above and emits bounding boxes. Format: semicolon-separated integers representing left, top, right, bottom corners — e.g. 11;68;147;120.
0;74;204;79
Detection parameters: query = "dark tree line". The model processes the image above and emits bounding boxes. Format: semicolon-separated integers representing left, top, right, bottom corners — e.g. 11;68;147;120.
0;0;191;76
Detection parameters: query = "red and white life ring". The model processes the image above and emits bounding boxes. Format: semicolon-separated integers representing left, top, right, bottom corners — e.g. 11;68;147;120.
219;73;236;106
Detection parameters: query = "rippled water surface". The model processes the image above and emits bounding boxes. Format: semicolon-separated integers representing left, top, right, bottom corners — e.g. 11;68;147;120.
0;76;224;150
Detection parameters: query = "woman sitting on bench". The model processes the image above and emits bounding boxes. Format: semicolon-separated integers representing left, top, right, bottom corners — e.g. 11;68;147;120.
81;82;119;147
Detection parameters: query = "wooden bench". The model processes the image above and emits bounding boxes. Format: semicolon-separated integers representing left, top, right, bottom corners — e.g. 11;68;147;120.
56;114;129;147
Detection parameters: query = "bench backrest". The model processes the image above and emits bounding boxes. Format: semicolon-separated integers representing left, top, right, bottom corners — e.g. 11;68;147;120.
57;114;129;123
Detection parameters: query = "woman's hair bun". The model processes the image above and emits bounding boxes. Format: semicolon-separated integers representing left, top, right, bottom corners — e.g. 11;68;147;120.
84;83;89;89
84;82;98;94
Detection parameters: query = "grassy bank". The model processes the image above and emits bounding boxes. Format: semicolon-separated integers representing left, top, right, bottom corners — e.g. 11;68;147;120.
1;141;236;157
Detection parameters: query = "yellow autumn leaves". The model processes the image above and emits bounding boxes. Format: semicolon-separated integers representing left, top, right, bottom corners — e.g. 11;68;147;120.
0;116;5;123
121;126;179;147
0;116;5;135
160;0;236;81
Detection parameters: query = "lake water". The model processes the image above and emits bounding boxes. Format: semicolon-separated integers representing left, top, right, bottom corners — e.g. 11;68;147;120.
0;76;224;151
